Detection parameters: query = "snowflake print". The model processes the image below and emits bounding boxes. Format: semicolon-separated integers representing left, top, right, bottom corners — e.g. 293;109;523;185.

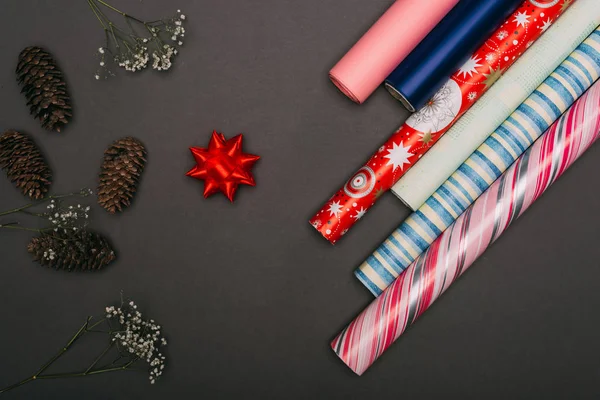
312;220;322;229
485;53;496;64
409;82;457;130
497;31;508;40
467;92;478;102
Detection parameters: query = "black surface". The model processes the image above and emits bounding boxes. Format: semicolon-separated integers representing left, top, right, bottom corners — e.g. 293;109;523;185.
1;1;600;399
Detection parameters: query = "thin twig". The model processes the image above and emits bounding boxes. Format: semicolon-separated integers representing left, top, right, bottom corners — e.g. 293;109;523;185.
87;0;108;30
85;343;115;373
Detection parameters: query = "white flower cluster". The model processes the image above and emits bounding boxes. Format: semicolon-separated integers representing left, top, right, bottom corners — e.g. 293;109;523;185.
115;45;149;72
47;201;91;232
43;248;56;261
106;300;167;384
167;10;186;46
94;9;186;79
152;45;178;71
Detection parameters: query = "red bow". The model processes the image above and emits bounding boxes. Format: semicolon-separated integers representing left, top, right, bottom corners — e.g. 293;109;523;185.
186;131;260;202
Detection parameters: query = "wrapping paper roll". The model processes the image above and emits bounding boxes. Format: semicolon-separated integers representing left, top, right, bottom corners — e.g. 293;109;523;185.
357;28;600;296
309;0;573;244
391;0;600;211
333;79;600;377
329;0;460;104
384;0;523;111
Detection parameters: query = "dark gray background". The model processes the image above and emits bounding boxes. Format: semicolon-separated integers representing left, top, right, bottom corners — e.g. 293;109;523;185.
1;0;600;399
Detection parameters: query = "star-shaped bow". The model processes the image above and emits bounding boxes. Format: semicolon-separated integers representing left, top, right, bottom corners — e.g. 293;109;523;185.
186;131;260;202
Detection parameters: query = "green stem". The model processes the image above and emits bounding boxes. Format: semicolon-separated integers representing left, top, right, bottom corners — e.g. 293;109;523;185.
88;0;108;30
0;317;93;394
95;0;149;26
20;210;46;217
37;358;138;380
86;318;107;332
108;22;120;49
0;224;43;233
85;343;114;373
35;317;92;377
0;192;84;218
95;0;126;16
0;376;35;394
0;203;37;217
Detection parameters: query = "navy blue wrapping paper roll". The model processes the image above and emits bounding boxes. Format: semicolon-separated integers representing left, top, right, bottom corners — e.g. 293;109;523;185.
385;0;524;112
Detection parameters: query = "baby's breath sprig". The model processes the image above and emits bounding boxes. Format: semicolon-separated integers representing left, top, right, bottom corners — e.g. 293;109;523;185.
0;295;168;394
87;0;186;79
0;188;93;234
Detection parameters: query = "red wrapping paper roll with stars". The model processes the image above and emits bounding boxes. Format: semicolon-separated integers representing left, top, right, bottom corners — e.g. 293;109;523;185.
309;0;573;244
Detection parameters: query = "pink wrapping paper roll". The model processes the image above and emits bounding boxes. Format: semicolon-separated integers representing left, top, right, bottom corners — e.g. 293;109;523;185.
329;0;460;104
332;80;600;376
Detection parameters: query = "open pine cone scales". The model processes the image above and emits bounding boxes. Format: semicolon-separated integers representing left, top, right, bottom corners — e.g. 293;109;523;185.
28;230;116;271
16;46;72;132
0;130;52;199
98;137;147;213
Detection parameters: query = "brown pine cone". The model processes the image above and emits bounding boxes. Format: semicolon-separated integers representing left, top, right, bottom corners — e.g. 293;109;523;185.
28;230;116;271
0;130;52;199
98;137;147;214
16;46;72;132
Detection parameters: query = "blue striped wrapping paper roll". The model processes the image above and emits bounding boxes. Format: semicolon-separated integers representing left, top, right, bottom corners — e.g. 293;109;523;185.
356;28;600;296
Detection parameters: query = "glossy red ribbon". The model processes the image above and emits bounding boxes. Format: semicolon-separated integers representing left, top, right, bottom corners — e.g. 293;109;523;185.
187;131;260;202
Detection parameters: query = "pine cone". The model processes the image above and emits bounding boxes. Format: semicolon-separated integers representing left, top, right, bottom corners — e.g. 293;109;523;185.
98;137;147;214
0;130;52;199
28;230;116;271
16;46;72;132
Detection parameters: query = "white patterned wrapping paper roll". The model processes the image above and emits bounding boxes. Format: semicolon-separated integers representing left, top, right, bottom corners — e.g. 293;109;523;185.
356;28;600;296
390;0;600;211
333;79;600;376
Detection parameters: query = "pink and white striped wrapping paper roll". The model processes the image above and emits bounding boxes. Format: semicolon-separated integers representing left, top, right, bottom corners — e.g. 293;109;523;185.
332;80;600;376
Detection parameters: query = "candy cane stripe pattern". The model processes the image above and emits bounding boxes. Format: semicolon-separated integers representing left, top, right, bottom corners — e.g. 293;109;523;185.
333;79;600;376
309;0;574;244
356;28;600;296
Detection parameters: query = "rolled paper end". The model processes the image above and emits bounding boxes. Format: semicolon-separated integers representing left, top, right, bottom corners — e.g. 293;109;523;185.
308;219;337;245
391;188;419;212
329;71;363;104
331;336;365;376
354;268;383;297
384;82;416;112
